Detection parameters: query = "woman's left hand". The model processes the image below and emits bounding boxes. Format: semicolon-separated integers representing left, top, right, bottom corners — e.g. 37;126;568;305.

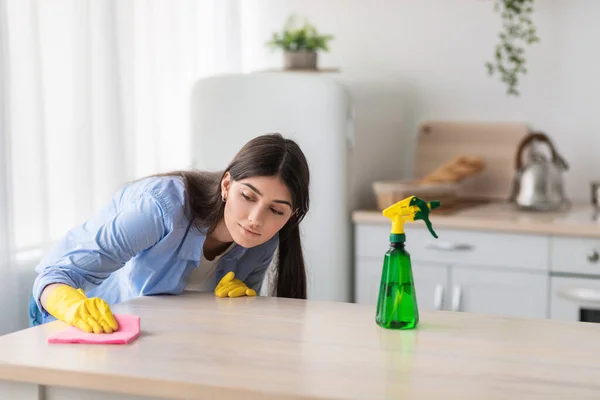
214;271;257;298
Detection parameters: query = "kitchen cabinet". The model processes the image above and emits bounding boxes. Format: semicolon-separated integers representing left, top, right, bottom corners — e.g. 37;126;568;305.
354;223;550;319
450;266;547;317
356;257;548;318
355;259;447;309
353;203;600;322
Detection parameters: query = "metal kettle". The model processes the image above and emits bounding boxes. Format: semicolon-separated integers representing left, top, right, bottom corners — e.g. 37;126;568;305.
509;131;569;211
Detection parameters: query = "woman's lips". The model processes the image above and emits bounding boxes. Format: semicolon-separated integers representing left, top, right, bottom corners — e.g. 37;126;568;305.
239;224;260;237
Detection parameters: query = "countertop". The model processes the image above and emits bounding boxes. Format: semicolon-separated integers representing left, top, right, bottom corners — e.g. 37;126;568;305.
2;292;600;399
353;201;600;238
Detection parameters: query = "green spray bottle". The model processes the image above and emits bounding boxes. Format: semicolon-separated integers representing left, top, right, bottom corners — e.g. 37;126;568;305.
375;196;440;330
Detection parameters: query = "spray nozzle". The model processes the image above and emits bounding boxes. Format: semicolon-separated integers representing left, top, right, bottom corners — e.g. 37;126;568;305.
382;196;440;241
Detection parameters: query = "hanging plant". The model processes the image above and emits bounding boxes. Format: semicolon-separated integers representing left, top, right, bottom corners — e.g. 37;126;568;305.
486;0;540;96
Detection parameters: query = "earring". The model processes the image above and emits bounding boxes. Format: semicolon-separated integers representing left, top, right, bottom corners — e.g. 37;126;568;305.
222;193;226;202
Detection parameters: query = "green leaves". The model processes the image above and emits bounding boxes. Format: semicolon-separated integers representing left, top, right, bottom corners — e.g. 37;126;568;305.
486;0;539;96
266;15;334;52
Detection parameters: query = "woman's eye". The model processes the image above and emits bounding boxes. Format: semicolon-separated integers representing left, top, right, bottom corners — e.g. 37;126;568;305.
270;208;284;216
241;193;254;201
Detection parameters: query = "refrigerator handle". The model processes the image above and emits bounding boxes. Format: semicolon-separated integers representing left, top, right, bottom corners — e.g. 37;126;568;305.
346;107;355;149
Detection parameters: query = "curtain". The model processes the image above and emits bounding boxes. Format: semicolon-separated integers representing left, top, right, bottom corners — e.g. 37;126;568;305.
0;0;17;335
0;0;242;335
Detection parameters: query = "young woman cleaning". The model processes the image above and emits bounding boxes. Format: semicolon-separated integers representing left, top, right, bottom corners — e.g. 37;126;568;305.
29;133;310;334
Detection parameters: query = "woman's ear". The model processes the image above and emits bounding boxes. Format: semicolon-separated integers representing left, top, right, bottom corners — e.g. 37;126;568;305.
221;172;232;200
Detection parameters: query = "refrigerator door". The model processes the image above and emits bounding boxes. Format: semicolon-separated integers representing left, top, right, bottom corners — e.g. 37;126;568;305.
191;73;353;302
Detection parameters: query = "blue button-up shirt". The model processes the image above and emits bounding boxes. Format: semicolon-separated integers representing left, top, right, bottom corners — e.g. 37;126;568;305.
30;176;278;325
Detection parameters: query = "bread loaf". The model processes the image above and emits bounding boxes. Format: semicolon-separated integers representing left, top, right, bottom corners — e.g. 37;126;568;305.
419;156;485;184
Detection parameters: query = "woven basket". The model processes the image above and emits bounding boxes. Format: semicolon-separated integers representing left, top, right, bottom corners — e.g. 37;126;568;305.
372;179;460;210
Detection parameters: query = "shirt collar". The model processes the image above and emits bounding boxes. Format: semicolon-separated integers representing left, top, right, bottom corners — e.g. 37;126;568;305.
177;221;248;262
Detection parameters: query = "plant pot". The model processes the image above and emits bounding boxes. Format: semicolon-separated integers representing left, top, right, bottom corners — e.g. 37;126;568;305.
284;50;317;70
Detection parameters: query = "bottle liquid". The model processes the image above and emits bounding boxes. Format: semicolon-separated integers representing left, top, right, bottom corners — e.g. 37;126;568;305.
375;196;440;330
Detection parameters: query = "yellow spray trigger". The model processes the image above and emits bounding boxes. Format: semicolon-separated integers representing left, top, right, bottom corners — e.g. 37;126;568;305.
382;196;440;239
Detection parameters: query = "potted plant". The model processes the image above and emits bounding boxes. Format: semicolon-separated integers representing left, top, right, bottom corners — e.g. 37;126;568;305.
486;0;539;96
266;15;334;70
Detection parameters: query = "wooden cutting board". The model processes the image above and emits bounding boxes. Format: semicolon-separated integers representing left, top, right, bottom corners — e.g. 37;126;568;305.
415;121;529;201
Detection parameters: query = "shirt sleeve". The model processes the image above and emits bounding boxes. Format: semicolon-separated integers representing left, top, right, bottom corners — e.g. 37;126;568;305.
32;193;167;314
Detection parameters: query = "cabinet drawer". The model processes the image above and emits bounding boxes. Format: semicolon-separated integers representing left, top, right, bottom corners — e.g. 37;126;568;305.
355;223;549;271
550;236;600;276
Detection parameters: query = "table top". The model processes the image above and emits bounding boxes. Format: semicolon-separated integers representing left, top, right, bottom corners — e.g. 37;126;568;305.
1;292;600;399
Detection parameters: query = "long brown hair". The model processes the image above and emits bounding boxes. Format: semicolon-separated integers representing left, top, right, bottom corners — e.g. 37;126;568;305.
158;133;309;299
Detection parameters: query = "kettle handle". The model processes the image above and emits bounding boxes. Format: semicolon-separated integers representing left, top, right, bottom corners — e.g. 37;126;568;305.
515;131;569;170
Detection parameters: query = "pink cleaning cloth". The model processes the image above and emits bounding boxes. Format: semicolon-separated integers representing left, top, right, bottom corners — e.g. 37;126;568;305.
47;314;141;344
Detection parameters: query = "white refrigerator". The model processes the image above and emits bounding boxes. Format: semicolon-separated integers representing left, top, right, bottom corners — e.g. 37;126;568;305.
190;73;354;302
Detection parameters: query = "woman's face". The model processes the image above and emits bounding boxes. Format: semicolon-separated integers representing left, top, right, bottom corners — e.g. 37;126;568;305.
221;172;294;248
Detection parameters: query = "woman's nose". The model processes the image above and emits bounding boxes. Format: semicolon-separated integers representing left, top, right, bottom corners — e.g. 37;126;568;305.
248;207;264;227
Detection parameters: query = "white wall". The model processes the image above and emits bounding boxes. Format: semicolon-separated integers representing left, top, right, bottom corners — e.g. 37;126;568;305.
240;0;600;204
0;263;39;334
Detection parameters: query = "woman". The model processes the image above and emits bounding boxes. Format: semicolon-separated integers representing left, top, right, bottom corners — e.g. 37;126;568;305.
29;133;310;334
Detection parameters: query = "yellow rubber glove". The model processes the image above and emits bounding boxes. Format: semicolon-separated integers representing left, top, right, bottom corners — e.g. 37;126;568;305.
45;285;119;334
214;271;256;298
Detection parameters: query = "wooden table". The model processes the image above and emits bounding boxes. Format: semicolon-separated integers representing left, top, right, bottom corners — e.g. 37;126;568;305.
1;292;600;399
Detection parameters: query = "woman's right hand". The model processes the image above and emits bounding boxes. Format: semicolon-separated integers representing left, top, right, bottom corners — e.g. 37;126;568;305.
214;272;256;298
43;285;119;333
